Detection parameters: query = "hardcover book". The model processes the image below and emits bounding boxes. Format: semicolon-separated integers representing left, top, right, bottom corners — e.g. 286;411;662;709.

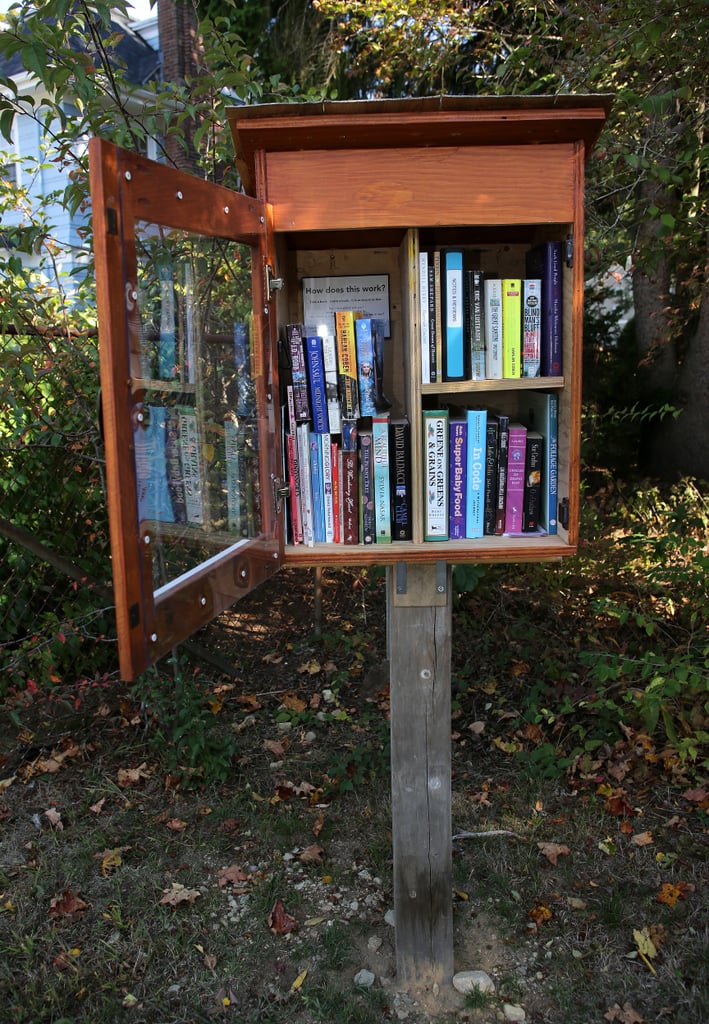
465;408;487;539
525;391;559;534
423;409;449;541
522;279;542;377
334;310;360;420
389;417;412;541
465;269;486;380
305;334;329;433
526;241;563;376
359;427;375;544
522;430;544;532
484;277;503;379
372;413;392;543
286;323;310;421
419;250;430;384
502;279;522;378
442;249;465;380
321;332;342;434
504;422;528;533
449;417;467;540
494;413;510;535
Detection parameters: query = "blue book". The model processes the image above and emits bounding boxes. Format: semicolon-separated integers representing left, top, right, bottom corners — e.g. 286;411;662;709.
449;418;467;540
465;408;487;538
309;431;325;542
525;392;559;534
355;318;377;416
305;335;329;433
372;413;391;542
443;249;465;380
526;242;563;377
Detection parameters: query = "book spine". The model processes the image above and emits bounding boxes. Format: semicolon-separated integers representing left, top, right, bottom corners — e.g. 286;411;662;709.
423;409;449;540
331;440;341;543
306;335;329;433
178;405;204;525
483;418;498;536
321;332;342;434
502;279;522;379
443;249;465;380
428;263;438;383
334;311;360;420
433;251;443;384
389;417;412;541
359;429;375;544
287;323;310;421
224;415;241;534
286;431;302;544
465;408;487;539
233;322;254;416
522;279;542;377
296;422;314;547
165;406;187;524
523;431;544;532
372;414;392;542
449;419;467;540
484;278;503;379
355;317;377;416
467;269;486;381
527;242;563;376
320;432;335;543
547;395;559;534
504;423;528;533
309;431;325;543
341;447;359;544
495;414;510;535
419;250;430;384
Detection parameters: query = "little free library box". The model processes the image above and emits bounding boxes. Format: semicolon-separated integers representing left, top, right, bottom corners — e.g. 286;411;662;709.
91;95;611;991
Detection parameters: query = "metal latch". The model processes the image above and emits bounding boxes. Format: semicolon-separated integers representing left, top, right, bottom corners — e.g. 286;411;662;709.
266;264;284;303
271;475;290;515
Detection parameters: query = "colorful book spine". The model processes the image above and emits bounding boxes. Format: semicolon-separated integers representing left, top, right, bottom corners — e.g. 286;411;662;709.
331;440;341;543
523;430;544;532
165;406;187;524
355;317;378;416
449;418;467;540
423;409;449;541
372;413;392;543
178;405;204;524
525;391;558;534
389;417;412;541
306;334;329;433
359;428;375;544
341;446;359;544
504;423;528;533
522;279;542;377
433;251;443;384
484;277;503;379
309;431;325;543
233;322;254;416
296;422;314;547
465;408;487;539
443;249;465;380
320;432;335;543
502;279;522;378
286;323;310;421
286;431;302;544
483;418;499;536
494;414;510;535
527;241;563;376
428;262;438;383
466;269;486;380
321;332;342;434
224;415;241;534
334;310;360;420
419;250;430;384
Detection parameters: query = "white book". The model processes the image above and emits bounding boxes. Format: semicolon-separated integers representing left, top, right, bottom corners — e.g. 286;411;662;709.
484;277;503;379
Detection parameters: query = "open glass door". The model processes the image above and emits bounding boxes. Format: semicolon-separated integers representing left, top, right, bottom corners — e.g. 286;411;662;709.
90;139;281;680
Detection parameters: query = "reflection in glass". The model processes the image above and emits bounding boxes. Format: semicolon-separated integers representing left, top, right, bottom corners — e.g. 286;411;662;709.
130;224;260;591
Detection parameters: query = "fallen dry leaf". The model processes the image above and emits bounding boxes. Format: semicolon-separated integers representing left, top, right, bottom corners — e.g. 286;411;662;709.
117;763;151;788
0;776;16;793
291;969;308;992
298;844;324;865
267;898;297;935
216;865;249;890
631;830;653;847
165;818;188;832
89;797;106;814
264;738;288;758
94;846;131;877
48;891;89;921
281;692;308;712
312;810;325;838
528;903;553;927
159;883;201;907
44;807;63;830
604;1002;644;1023
656;881;693;907
538;842;570;866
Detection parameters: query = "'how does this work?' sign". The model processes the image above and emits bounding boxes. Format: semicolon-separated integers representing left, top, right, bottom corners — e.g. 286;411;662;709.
303;275;390;337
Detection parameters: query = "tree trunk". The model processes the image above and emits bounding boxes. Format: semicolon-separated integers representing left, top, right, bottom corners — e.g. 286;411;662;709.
157;0;200;172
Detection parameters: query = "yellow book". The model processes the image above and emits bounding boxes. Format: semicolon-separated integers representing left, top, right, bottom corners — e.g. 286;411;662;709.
502;278;522;378
334;310;360;420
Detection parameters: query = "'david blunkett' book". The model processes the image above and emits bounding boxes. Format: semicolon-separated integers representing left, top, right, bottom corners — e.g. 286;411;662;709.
389;417;412;541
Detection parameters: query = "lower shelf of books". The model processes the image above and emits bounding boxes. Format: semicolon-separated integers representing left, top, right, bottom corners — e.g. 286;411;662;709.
282;535;575;568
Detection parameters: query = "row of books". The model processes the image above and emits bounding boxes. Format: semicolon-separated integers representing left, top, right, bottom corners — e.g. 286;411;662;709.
423;392;558;541
420;241;563;384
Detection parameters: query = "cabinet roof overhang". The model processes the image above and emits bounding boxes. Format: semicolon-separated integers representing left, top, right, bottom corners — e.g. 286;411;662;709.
227;94;613;196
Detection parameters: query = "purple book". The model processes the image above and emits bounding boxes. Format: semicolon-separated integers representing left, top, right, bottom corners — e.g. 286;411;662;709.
504;423;528;533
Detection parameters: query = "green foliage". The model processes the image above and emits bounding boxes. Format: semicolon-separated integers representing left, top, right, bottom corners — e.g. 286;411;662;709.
131;656;239;786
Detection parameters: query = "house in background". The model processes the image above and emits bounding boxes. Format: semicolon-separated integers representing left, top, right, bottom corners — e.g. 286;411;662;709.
0;7;160;287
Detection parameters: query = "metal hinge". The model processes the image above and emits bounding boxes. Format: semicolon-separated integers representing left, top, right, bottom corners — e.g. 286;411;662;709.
565;234;574;268
271;475;289;515
266;263;284;304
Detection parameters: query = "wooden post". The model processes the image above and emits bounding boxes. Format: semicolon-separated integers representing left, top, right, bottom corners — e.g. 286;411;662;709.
388;562;453;991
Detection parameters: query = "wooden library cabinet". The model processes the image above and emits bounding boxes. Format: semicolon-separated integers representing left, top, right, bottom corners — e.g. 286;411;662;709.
90;95;611;679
